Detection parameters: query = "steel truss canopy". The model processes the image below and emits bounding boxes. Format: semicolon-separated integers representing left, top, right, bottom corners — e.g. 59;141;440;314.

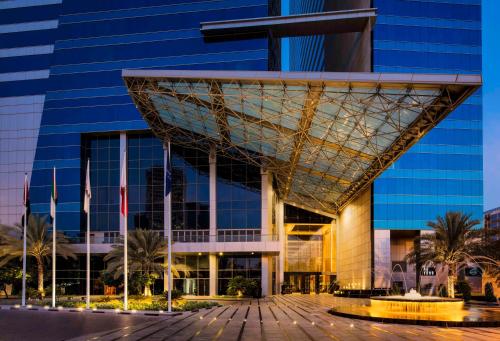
123;70;481;214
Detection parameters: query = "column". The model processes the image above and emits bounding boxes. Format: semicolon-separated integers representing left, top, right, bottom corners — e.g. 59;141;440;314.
261;168;271;236
209;148;216;240
261;255;272;297
277;200;285;291
119;132;127;235
209;254;217;296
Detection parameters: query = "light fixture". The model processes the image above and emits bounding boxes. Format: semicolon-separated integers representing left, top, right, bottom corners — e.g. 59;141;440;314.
198;252;202;256
219;252;223;256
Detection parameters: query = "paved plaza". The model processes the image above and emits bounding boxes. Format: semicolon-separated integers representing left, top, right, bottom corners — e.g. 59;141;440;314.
1;295;499;340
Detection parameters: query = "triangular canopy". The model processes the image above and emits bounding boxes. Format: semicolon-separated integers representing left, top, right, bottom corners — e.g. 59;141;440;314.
123;70;480;214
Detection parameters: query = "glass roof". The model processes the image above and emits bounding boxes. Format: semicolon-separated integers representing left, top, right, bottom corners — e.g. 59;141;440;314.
123;70;481;214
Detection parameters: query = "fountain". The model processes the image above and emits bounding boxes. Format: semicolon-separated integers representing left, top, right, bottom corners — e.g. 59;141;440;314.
370;289;464;314
328;288;499;326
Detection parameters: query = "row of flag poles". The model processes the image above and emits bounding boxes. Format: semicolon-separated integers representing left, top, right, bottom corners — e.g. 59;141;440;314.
20;142;172;311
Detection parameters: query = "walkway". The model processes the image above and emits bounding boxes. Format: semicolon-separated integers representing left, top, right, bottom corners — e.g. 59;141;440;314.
68;295;499;341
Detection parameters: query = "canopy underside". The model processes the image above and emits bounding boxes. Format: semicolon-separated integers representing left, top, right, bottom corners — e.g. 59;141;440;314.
123;70;480;214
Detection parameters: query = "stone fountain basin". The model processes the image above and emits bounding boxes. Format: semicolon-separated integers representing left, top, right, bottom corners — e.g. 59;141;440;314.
370;296;463;302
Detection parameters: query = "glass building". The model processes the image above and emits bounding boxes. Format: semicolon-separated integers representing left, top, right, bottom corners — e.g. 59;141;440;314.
0;0;482;296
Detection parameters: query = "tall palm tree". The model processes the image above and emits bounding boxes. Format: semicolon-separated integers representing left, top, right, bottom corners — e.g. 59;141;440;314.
0;214;76;297
406;211;481;298
104;228;188;296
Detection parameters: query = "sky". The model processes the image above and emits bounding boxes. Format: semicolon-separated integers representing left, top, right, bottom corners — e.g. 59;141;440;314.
482;0;500;210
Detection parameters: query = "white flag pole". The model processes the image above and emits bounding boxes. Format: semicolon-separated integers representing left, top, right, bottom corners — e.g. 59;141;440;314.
85;158;91;310
124;212;128;311
22;173;27;307
121;151;128;311
166;142;172;313
52;167;57;308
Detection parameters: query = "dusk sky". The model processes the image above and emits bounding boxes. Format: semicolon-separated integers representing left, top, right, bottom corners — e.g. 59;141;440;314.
483;0;500;210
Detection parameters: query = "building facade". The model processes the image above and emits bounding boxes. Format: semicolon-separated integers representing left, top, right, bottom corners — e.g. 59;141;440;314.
485;207;500;232
0;0;482;296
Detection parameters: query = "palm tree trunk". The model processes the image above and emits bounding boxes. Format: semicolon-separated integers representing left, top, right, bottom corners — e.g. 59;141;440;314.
144;285;152;297
37;260;45;297
447;267;456;298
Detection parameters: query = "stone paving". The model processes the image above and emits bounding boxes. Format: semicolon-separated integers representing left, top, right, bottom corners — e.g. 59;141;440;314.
67;294;500;341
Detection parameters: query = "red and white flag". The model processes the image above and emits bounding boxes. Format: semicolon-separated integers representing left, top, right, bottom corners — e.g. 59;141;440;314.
120;153;127;216
83;159;91;214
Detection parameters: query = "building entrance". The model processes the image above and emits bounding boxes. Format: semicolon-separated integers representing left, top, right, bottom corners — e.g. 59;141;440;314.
285;272;320;294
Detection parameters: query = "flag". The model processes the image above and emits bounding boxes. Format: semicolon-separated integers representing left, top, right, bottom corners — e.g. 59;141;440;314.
120;153;128;216
83;159;91;214
165;145;171;196
50;167;57;222
23;174;29;208
22;173;30;225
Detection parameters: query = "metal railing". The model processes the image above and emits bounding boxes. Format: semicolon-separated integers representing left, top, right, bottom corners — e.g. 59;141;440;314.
67;229;279;244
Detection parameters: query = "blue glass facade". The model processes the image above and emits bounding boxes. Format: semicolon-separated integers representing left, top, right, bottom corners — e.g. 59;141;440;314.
0;0;60;226
286;0;483;230
19;0;268;235
372;0;483;230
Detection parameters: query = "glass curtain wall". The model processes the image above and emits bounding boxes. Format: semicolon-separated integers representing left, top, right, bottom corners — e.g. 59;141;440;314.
173;255;209;296
171;145;210;242
81;135;120;242
216;155;261;241
127;133;164;231
217;254;261;295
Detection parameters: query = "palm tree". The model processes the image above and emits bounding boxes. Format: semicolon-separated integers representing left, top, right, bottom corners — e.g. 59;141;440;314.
0;214;77;297
406;212;481;298
104;228;187;296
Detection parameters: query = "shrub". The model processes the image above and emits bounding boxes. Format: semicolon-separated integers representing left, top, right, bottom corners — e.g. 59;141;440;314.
455;280;472;302
164;288;183;300
485;282;497;302
226;276;258;297
180;301;219;311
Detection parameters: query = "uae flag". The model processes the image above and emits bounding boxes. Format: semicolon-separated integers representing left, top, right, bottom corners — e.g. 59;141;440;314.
22;173;30;225
83;159;91;214
50;167;57;222
120;154;128;216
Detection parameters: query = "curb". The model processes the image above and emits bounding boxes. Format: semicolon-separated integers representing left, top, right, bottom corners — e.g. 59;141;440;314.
0;305;184;317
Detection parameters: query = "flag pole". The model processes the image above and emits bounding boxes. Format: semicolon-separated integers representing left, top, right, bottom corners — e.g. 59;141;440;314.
22;173;28;307
124;210;128;311
85;158;91;310
166;141;172;313
121;151;128;311
52;167;56;308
